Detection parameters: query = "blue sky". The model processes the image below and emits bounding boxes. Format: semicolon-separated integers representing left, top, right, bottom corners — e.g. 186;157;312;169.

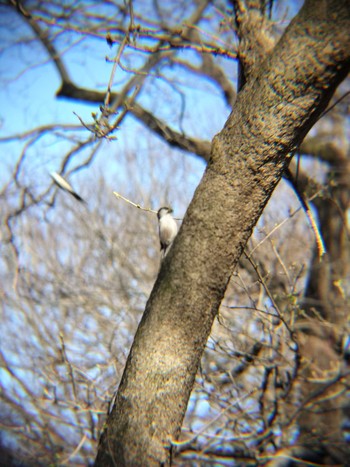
0;3;233;213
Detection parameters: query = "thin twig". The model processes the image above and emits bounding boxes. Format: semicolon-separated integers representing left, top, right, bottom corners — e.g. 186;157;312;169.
171;389;256;447
319;90;350;120
249;188;325;256
285;169;326;259
104;34;130;109
243;252;295;338
59;333;78;402
60;434;87;464
113;191;157;213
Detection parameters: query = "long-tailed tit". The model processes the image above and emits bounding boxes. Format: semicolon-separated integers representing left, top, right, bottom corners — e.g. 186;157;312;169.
50;172;85;203
157;206;178;257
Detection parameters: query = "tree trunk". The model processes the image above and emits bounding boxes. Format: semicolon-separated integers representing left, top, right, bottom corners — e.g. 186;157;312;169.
95;1;350;465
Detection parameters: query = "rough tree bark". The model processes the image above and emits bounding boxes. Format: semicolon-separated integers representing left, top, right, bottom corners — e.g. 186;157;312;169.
95;1;350;465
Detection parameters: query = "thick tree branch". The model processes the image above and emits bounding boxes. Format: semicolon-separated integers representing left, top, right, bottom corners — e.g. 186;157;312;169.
232;0;276;86
300;137;346;163
57;81;212;161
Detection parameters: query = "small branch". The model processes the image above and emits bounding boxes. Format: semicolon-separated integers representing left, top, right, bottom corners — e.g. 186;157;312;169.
171;388;256;447
59;333;78;403
104;34;129;109
249;185;326;257
243;252;294;337
284;169;326;259
113;191;157;213
60;434;87;464
319;89;350;119
25;13;73;84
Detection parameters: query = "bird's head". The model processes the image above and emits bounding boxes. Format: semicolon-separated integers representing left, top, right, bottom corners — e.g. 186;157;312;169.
157;206;173;219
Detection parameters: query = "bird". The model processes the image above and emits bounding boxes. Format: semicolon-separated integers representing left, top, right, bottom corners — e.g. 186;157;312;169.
157;206;178;258
50;172;85;203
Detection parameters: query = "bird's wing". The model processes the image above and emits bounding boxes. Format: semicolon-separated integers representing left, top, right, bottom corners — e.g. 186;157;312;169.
50;172;85;203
